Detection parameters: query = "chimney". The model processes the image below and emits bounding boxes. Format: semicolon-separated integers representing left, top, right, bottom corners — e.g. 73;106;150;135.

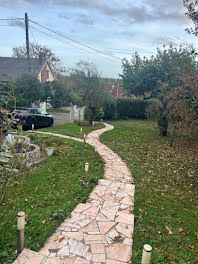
39;52;46;65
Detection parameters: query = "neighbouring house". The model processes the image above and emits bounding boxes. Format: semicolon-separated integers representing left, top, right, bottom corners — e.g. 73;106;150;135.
0;53;56;83
105;85;136;98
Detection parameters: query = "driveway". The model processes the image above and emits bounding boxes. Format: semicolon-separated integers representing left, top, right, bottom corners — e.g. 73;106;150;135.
51;112;73;126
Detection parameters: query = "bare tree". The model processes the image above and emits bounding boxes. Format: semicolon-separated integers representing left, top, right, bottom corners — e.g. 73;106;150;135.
183;0;198;36
12;42;65;74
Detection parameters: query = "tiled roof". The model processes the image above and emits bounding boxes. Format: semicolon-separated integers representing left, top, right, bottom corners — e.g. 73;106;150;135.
0;57;42;81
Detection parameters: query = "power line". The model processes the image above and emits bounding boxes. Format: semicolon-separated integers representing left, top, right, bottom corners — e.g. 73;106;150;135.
0;18;23;20
30;25;121;65
29;19;123;62
29;24;36;42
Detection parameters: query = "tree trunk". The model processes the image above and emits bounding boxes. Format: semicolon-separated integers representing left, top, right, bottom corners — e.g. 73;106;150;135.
158;110;168;136
169;124;177;147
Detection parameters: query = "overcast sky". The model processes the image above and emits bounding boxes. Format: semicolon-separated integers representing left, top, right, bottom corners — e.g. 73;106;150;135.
0;0;197;77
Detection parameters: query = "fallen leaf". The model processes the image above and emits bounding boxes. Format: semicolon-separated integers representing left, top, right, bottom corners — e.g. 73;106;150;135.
42;219;46;224
165;226;173;235
54;235;59;241
155;248;163;252
59;237;64;243
48;248;59;253
188;245;195;249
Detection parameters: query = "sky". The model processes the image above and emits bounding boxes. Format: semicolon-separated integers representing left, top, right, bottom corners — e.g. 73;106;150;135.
0;0;197;77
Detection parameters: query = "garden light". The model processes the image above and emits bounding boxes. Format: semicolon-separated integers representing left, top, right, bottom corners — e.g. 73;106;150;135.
141;244;152;264
84;162;89;184
17;211;25;253
17;211;25;230
85;162;89;172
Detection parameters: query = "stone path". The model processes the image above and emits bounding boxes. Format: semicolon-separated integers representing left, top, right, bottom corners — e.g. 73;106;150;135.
13;123;135;264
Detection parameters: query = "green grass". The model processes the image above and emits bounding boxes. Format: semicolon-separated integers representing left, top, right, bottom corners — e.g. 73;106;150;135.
100;120;198;264
40;123;104;139
46;109;70;113
0;134;104;264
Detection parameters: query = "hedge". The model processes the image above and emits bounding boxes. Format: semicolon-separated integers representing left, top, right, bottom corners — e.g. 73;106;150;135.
116;98;148;119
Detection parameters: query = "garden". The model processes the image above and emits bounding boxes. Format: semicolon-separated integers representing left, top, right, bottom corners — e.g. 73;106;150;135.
0;124;104;263
101;120;198;264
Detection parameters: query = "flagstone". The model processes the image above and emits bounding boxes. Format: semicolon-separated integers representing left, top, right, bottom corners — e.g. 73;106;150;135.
84;234;106;244
73;257;90;264
117;207;133;215
90;244;105;254
73;203;92;213
85;252;92;261
61;232;83;241
98;221;116;234
106;228;120;241
115;223;133;238
115;214;134;225
80;220;99;234
100;207;119;221
83;206;99;217
102;201;119;208
96;212;109;222
92;254;106;263
56;245;69;257
106;243;131;262
26;256;45;264
78;218;92;228
120;196;133;206
123;238;133;246
106;259;126;264
89;192;103;201
73;241;89;257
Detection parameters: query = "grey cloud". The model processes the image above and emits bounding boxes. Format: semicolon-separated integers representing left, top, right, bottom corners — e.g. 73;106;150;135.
53;0;187;24
59;12;94;25
153;36;193;47
0;0;45;8
9;20;24;29
78;14;94;25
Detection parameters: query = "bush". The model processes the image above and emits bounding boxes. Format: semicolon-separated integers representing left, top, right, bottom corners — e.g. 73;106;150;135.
116;98;148;119
103;97;117;120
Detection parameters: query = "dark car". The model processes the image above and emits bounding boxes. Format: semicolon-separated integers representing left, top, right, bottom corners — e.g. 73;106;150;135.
11;108;53;130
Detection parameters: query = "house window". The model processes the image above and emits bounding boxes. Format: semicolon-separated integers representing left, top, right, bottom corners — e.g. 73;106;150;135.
46;70;49;79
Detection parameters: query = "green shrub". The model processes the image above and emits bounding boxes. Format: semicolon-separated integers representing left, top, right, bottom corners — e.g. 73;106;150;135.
116;98;148;119
103;98;117;120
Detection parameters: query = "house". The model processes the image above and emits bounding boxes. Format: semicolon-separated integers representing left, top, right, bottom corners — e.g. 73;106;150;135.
105;85;136;99
0;53;56;83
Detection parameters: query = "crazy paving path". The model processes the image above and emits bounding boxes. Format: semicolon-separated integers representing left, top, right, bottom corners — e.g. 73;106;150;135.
13;123;135;264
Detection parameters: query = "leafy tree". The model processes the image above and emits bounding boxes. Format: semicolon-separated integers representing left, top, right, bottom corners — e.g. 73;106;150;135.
12;42;65;74
121;45;198;136
50;81;70;109
70;60;105;124
121;45;196;99
15;73;42;106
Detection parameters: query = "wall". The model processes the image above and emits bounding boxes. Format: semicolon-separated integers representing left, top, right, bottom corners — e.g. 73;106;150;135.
38;62;55;83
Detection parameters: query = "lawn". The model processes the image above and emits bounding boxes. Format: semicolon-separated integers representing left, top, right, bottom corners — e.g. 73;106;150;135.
100;120;198;264
46;109;70;113
0;134;104;264
40;122;104;139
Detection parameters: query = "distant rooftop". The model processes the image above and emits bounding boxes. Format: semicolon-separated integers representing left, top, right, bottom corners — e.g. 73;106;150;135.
0;57;43;82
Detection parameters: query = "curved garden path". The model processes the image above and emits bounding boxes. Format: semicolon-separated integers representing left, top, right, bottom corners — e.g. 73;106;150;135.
13;123;135;264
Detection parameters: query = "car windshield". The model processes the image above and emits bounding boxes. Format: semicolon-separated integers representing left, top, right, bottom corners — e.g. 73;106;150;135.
40;110;48;115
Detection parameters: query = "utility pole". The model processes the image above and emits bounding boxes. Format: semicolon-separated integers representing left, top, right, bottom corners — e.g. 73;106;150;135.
25;13;30;63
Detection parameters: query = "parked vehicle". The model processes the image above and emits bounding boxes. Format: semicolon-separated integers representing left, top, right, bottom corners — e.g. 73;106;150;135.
11;108;53;130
